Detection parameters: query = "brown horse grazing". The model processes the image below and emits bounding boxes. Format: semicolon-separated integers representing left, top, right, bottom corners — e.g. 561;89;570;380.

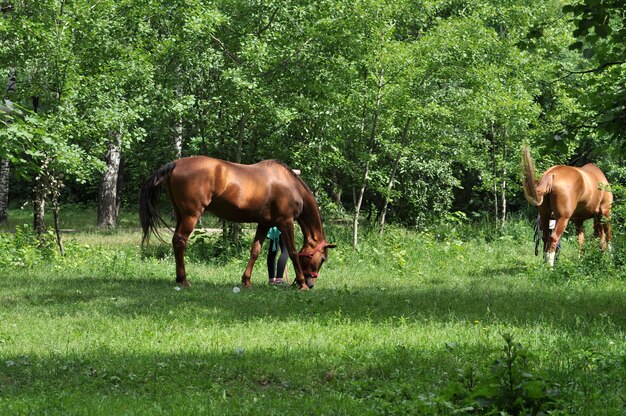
521;145;612;267
139;156;336;289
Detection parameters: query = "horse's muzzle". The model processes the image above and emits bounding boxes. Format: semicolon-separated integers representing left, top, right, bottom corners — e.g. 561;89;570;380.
305;277;316;289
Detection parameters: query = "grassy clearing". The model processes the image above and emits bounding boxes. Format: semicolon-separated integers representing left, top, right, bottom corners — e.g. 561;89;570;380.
0;210;625;414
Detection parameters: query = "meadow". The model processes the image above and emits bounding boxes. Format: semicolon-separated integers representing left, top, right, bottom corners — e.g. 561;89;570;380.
0;207;625;415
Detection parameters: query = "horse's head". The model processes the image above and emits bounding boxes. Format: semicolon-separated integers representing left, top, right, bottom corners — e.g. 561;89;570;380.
297;240;337;288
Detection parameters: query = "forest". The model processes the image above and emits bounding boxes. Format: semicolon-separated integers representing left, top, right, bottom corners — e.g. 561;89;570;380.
1;0;624;238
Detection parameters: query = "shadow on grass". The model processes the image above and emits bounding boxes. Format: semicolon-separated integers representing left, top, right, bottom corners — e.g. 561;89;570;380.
0;343;447;414
1;339;622;415
4;273;625;333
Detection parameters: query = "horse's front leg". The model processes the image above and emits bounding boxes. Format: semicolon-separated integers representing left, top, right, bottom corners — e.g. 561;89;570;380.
278;221;308;290
241;224;269;288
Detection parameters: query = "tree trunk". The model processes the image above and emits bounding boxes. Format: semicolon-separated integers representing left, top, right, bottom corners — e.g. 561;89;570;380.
229;114;247;243
51;183;65;256
33;198;46;234
330;172;342;205
115;157;125;221
353;68;384;249
31;94;46;234
33;178;46;235
378;118;410;235
490;122;499;226
1;69;15;224
174;84;183;159
0;159;9;225
500;126;507;226
174;119;183;159
353;164;370;249
97;126;123;228
235;114;246;164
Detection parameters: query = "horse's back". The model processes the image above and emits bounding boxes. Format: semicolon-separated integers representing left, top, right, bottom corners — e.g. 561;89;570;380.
546;163;611;218
580;163;610;185
580;163;613;210
166;157;224;214
167;156;304;223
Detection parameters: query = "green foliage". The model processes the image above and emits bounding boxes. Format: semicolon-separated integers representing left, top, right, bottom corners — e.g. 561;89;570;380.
548;239;626;282
562;0;626;149
439;334;562;415
2;0;625;236
186;229;250;266
0;107;100;183
0;225;57;267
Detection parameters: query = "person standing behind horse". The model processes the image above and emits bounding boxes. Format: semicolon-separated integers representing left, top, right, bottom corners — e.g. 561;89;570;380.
534;215;560;257
267;226;288;285
266;168;301;285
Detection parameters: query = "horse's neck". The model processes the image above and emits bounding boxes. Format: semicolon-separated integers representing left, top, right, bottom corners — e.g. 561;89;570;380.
298;192;325;245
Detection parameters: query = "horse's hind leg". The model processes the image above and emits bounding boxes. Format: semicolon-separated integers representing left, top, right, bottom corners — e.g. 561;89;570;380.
594;213;611;251
574;220;585;255
600;201;612;251
241;224;270;288
547;217;569;267
605;219;612;250
173;214;200;287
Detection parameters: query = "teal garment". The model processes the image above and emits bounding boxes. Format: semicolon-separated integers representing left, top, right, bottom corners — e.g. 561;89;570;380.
267;227;281;252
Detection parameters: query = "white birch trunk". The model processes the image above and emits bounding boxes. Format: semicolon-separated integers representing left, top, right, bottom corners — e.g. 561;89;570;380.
500;127;508;226
174;84;183;159
229;114;247;243
378;119;410;235
0;158;9;225
353;68;384;248
97;126;123;228
1;69;16;224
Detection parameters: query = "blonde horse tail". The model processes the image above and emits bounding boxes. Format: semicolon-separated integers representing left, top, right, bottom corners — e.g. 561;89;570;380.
521;145;544;206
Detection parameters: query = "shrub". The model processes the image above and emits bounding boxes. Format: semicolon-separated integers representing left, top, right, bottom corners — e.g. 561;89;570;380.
0;225;58;268
437;334;562;415
186;229;250;265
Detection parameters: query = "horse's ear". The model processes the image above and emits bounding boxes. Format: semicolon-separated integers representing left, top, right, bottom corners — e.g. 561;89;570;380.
325;243;337;249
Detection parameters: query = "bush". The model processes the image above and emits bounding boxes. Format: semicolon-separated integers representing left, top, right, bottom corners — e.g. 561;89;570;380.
436;334;562;415
186;229;250;265
0;225;58;268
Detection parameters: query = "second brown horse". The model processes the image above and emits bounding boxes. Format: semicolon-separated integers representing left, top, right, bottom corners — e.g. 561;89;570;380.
140;156;336;289
521;145;612;267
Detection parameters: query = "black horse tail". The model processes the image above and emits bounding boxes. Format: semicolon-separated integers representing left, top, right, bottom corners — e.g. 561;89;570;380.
139;162;176;246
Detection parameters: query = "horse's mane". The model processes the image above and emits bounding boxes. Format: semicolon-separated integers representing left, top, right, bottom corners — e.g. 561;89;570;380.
264;159;323;222
265;159;314;195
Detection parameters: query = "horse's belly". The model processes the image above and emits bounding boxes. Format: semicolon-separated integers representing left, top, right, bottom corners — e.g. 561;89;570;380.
572;200;601;220
206;198;269;223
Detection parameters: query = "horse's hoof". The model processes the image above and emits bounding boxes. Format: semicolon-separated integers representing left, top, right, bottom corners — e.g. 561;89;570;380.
242;279;252;289
176;277;191;287
299;284;309;291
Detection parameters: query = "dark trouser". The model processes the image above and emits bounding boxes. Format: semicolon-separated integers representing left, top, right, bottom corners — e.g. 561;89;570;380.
267;237;288;280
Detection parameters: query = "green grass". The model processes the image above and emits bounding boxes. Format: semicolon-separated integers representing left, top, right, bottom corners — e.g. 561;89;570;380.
0;209;625;414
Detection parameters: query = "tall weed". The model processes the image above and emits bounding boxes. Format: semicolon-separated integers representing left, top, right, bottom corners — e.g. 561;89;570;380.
186;229;250;265
0;225;58;268
436;334;562;415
